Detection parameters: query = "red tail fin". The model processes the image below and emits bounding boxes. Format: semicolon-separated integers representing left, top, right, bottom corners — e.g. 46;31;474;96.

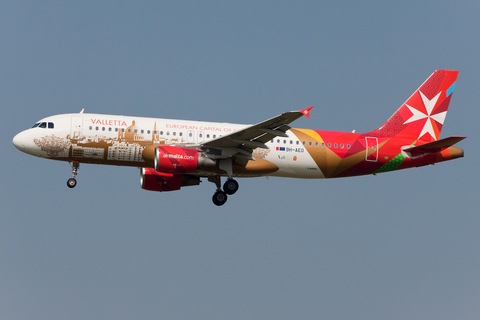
369;70;459;142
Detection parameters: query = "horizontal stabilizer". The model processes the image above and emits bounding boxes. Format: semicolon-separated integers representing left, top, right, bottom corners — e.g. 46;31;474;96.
403;136;466;154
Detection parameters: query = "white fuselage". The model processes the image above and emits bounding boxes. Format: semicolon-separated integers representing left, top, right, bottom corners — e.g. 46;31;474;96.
13;113;325;179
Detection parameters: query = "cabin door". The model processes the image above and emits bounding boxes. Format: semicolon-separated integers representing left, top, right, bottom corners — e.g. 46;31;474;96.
365;137;378;162
197;131;204;143
187;130;194;143
70;117;84;141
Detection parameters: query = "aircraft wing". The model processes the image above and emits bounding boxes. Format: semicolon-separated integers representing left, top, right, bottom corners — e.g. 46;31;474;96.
199;106;313;161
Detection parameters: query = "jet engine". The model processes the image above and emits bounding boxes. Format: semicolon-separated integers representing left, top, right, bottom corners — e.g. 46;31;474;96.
142;145;216;174
155;146;199;173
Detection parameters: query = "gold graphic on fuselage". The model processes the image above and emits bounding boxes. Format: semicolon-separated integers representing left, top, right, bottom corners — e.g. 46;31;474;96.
34;135;71;157
67;120;186;164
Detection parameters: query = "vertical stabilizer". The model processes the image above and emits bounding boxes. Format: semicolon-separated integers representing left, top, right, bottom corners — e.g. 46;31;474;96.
369;70;459;142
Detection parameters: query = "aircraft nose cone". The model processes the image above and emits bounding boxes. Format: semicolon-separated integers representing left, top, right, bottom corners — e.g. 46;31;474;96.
13;132;25;152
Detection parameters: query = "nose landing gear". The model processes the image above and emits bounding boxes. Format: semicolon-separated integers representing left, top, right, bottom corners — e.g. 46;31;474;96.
209;176;239;206
67;161;80;188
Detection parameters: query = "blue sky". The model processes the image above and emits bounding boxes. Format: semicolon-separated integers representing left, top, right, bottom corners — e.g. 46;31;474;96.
1;1;479;319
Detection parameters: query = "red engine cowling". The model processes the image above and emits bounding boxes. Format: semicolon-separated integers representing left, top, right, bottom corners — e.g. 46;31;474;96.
140;168;201;192
140;168;183;192
154;146;200;174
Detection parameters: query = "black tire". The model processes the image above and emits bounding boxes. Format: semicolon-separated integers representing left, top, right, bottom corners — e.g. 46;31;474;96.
223;179;239;195
67;178;77;188
212;191;228;206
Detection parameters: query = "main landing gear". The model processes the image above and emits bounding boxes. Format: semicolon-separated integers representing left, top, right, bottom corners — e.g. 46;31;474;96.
67;161;80;188
209;176;239;206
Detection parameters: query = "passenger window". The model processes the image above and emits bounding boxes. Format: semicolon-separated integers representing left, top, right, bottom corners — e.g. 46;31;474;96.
322;142;325;147
147;130;150;134
39;122;47;128
179;132;183;136
309;142;312;146
89;126;93;130
341;144;344;148
128;129;131;133
141;129;144;134
296;141;299;145
96;127;99;131
189;133;193;137
102;127;105;131
48;122;54;129
108;127;112;132
334;143;338;148
347;144;351;149
315;142;318;146
115;128;118;132
328;143;331;147
302;141;306;145
122;128;125;133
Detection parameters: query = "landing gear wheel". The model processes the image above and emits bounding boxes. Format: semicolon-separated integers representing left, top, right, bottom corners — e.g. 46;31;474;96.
223;179;239;195
212;191;228;206
67;178;77;188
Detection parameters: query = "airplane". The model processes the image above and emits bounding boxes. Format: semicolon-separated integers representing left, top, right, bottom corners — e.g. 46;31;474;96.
13;70;465;206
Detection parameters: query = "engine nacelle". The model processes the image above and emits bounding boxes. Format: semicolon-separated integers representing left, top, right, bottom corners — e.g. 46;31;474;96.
142;145;217;174
153;146;216;174
140;168;200;192
155;146;198;173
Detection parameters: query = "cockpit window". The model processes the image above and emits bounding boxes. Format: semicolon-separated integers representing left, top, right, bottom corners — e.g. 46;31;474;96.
31;122;53;129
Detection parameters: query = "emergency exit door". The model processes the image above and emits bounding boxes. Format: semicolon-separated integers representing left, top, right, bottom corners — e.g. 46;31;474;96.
365;137;378;162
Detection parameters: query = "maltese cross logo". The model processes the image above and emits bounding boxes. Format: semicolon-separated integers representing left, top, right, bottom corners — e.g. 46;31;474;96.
403;91;446;141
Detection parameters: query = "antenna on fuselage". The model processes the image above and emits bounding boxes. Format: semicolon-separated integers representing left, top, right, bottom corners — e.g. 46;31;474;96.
79;109;84;114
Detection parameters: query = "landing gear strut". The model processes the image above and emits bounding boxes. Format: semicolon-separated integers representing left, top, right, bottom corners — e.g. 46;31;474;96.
209;176;239;206
67;161;80;188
